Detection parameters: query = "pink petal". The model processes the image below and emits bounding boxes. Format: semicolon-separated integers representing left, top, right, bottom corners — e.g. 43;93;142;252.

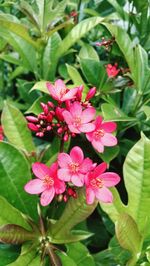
46;82;58;100
58;168;72;182
70;102;82;117
32;162;50;179
101;133;117;146
68;124;81;133
95;187;113;203
70;146;84;164
71;173;84;187
100;172;120;187
62;110;73;124
55;179;66;194
93;162;107;178
101;122;117;132
24;179;44;194
58;153;72;168
49;162;58;178
80;158;93;173
92;139;104;153
86;188;95;204
62;87;78;101
86;132;94;142
81;107;96;123
95;116;103;127
79;123;95;132
40;188;55;206
55;79;66;94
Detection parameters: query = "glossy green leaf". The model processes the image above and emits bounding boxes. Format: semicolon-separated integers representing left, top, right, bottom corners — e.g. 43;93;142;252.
101;103;136;121
2;102;36;153
0;244;20;266
0;142;38;220
57;16;104;57
30;81;49;94
0;13;39;49
26;95;52;115
42;32;61;80
57;251;76;266
98;146;120;163
0;28;38;74
49;188;97;241
0;196;30;230
0;53;20;65
124;133;150;235
100;187;127;223
8;243;40;266
66;64;88;97
133;45;150;94
142;106;150;119
116;213;142;266
19;1;39;30
66;242;95;266
79;43;99;61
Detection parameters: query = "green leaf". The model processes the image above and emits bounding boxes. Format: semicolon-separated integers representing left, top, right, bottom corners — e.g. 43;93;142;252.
42;33;61;80
116;213;142;266
30;81;49;94
0;196;30;230
98;146;120;164
66;64;88;97
0;53;20;65
66;242;95;266
57;251;76;266
1;102;36;154
101;103;136;121
0;224;35;244
0;28;38;74
0;142;38;220
80;59;102;88
26;95;51;115
49;188;97;241
133;45;150;94
79;43;99;61
0;244;20;266
0;13;39;49
142;105;150;119
100;187;127;223
57;16;104;58
124;133;150;235
8;243;40;266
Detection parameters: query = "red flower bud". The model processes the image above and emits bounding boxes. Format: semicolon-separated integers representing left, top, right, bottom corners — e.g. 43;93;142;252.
55;107;65;121
40;103;49;115
28;123;39;132
85;87;96;101
36;132;44;137
47;101;54;108
26;116;38;123
63;134;69;142
76;85;83;101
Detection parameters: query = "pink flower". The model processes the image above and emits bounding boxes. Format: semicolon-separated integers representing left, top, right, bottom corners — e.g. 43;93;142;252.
46;79;78;102
24;162;66;206
0;126;4;141
106;64;120;78
85;162;120;204
58;146;93;187
63;101;96;133
86;116;117;153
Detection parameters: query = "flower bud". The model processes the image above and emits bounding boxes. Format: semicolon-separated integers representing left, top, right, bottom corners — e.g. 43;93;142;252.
55;107;65;121
28;123;39;132
40;103;49;115
63;134;69;142
85;87;96;101
36;132;44;137
57;127;63;134
26;116;38;123
76;85;83;101
47;101;54;109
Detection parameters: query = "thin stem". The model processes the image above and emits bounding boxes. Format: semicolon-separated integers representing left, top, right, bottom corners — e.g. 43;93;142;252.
59;137;65;152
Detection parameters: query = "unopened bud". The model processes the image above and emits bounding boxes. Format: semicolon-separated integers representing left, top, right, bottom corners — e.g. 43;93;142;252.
57;127;63;134
63;134;69;142
28;123;39;132
76;85;83;101
46;113;53;123
36;132;44;137
47;126;52;131
57;194;63;202
47;101;54;108
67;188;74;196
26;116;38;123
55;107;65;121
40;103;49;115
72;191;77;199
63;195;68;202
85;87;96;101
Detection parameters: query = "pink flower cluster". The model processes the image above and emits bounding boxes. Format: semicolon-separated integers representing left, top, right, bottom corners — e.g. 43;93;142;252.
24;146;120;206
26;79;117;153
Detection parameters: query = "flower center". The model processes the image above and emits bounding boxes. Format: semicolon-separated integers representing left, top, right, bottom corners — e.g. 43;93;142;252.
94;129;105;140
69;162;79;173
43;175;54;189
60;87;67;98
74;116;81;127
90;177;103;188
